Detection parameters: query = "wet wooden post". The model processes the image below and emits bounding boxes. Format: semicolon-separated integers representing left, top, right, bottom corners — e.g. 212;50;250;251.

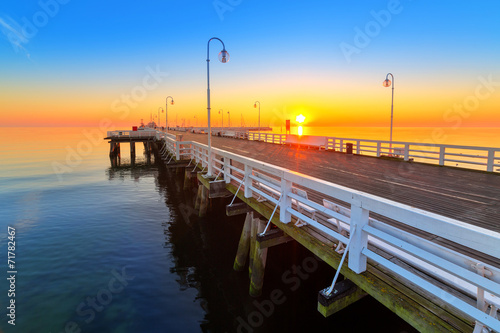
130;142;136;164
184;169;192;190
109;142;116;158
199;185;209;217
145;141;151;164
249;218;268;297
233;212;253;271
195;185;202;210
248;217;257;279
116;142;121;158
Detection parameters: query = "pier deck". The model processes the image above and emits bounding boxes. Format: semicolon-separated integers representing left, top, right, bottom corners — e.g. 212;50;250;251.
171;131;500;234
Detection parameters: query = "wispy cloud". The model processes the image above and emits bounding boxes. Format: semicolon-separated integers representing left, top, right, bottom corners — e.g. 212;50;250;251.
0;15;31;59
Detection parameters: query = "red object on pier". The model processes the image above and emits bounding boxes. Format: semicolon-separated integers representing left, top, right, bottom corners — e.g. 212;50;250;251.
132;126;138;131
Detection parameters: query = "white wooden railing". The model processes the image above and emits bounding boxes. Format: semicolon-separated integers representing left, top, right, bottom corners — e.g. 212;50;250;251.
325;137;500;172
245;132;500;173
106;130;157;138
162;135;500;331
248;132;287;144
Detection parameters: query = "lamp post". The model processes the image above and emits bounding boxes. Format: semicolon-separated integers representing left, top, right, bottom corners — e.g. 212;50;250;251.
165;96;174;133
254;101;261;140
158;107;163;128
207;37;230;176
383;73;394;154
227;110;230;128
219;109;223;128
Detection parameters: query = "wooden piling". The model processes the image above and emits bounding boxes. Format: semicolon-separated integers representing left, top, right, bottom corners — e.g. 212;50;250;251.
116;142;121;158
184;169;191;190
199;185;209;217
195;185;202;210
248;217;257;279
130;142;136;161
109;142;116;158
233;212;253;271
249;218;268;297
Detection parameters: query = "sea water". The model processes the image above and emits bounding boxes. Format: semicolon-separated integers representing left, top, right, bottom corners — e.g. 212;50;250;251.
5;126;495;332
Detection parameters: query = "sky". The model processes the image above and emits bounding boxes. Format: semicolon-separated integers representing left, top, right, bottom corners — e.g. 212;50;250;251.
1;0;499;129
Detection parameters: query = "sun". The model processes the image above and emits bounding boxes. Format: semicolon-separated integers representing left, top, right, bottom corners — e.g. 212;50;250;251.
296;114;306;123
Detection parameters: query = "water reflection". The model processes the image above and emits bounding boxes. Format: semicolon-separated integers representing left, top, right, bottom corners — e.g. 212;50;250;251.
105;156;418;332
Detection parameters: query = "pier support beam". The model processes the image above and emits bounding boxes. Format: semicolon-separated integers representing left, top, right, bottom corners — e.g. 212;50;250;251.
317;279;367;318
209;179;229;198
195;185;202;210
233;212;253;271
226;202;254;216
109;142;121;167
144;141;151;164
249;218;268;297
184;170;199;190
248;217;257;279
199;185;209;217
130;142;136;163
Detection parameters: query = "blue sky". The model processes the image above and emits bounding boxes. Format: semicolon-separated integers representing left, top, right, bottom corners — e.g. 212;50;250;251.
1;0;499;127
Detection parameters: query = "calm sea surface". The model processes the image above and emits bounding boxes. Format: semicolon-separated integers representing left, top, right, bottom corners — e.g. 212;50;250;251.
2;126;497;333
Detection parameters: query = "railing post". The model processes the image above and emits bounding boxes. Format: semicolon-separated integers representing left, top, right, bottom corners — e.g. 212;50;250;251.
356;140;361;155
376;142;381;157
439;146;445;166
279;174;292;223
404;143;410;161
224;157;230;183
244;164;253;198
348;195;369;274
487;149;495;172
175;141;180;160
208;150;215;176
339;139;344;153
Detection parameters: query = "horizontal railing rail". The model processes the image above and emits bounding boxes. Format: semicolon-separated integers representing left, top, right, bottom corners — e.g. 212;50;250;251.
106;130;158;139
162;133;500;331
248;132;287;144
325;137;500;172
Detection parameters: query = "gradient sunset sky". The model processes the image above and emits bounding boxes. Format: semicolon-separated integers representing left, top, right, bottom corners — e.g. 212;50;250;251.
1;1;499;128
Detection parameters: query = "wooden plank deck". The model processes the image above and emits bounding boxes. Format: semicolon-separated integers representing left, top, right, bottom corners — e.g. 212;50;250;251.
173;131;500;234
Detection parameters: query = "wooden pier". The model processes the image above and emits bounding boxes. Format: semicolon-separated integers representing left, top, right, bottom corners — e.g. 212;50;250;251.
108;129;500;332
105;129;161;165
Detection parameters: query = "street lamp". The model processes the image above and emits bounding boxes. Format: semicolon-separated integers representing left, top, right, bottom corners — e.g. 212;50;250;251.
165;96;174;133
254;101;261;140
383;73;394;154
158;107;163;128
207;37;229;176
227;110;230;128
219;109;224;128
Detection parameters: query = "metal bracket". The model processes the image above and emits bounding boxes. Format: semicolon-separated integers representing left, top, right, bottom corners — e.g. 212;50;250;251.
322;225;357;296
